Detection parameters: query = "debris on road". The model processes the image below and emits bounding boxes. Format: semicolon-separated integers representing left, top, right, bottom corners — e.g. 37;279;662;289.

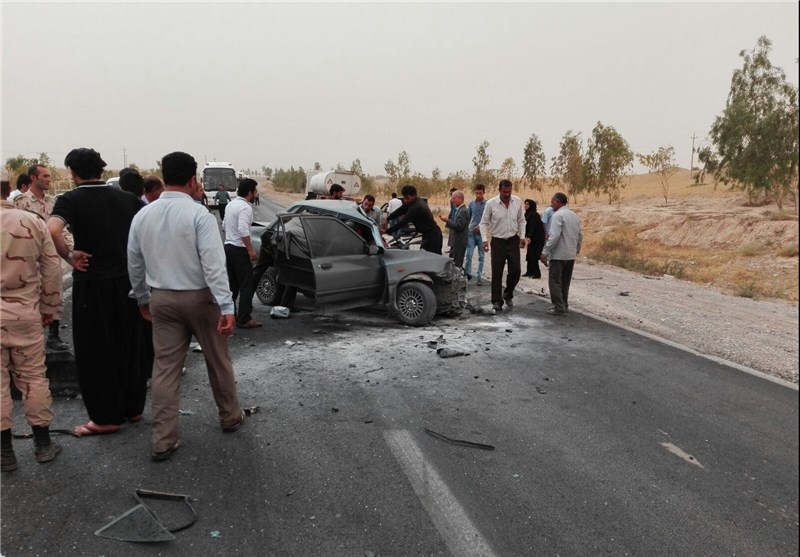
210;530;221;538
244;406;260;416
178;409;194;416
424;428;495;451
189;342;202;353
535;386;547;395
364;367;383;374
95;488;197;543
271;306;291;319
436;348;468;358
619;291;631;296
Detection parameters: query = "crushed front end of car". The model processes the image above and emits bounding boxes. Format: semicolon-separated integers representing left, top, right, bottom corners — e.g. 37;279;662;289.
432;259;467;316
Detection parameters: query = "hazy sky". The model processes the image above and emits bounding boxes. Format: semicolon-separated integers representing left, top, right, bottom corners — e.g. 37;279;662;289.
2;2;798;177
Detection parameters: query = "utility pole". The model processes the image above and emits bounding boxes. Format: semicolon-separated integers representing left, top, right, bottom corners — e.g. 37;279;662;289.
689;133;696;179
123;147;127;168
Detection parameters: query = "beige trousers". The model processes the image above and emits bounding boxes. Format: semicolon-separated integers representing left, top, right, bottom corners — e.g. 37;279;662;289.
150;289;242;453
1;320;54;430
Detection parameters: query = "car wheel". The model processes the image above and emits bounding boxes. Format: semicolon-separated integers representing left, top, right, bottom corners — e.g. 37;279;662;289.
256;267;284;306
396;282;437;326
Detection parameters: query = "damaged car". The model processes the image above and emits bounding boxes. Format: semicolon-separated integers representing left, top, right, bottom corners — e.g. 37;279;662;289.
251;200;466;326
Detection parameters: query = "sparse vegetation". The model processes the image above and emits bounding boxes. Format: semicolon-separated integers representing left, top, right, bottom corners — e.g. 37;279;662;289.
739;243;764;257
776;244;799;257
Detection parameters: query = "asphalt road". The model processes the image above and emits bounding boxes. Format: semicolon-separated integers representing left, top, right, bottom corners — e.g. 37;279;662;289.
1;200;797;556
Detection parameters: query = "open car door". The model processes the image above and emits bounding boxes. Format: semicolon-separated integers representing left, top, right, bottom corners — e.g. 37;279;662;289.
274;215;385;311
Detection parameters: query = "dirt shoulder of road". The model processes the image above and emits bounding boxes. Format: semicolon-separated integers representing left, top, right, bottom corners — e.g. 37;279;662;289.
516;259;798;384
257;180;798;384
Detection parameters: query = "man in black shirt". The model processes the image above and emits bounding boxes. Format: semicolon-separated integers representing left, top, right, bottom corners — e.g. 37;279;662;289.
382;184;443;255
47;148;148;437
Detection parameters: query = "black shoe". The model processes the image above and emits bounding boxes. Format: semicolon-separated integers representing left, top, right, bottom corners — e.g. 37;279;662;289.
46;335;70;351
1;448;17;472
503;295;514;307
492;303;503;312
34;442;62;464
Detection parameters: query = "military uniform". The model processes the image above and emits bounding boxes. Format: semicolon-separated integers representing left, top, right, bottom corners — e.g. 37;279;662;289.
1;198;63;470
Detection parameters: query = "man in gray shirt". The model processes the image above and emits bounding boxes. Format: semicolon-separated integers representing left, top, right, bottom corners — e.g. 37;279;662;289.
540;192;583;316
128;151;245;461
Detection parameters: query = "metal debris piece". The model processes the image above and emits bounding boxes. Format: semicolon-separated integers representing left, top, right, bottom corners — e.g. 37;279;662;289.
210;530;221;538
134;489;197;533
331;407;339;413
189;342;203;353
619;291;631;296
535;386;547;395
364;367;383;374
178;409;194;416
284;340;296;347
244;406;260;416
427;341;438;348
424;428;495;451
94;504;175;543
436;348;466;358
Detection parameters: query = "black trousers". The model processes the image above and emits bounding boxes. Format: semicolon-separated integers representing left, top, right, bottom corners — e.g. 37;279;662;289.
225;244;255;324
72;276;148;425
490;235;522;306
548;259;575;313
421;228;443;255
525;241;545;278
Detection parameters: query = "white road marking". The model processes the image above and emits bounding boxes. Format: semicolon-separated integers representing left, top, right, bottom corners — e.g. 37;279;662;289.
384;429;497;557
660;442;705;469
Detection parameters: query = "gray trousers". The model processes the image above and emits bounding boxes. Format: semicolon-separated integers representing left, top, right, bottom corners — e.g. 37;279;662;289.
150;288;242;453
548;259;575;313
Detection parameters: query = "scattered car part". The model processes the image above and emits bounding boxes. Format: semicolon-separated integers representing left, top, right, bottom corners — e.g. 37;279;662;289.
424;428;495;451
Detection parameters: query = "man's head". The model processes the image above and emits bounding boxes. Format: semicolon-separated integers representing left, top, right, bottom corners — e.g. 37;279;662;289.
28;164;52;194
474;183;485;202
391;192;397;199
1;167;10;199
361;194;375;212
400;184;417;204
64;148;106;181
551;192;568;211
161;152;198;187
143;175;165;202
451;190;465;207
237;178;258;201
16;173;31;193
329;184;345;200
119;167;144;197
498;179;513;202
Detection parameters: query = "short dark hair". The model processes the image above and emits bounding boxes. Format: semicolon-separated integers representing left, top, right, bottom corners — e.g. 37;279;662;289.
329;184;345;195
161;152;197;186
363;194;375;203
27;164;47;178
498;179;512;189
119;167;144;196
16;174;31;189
400;184;416;197
553;192;568;205
391;192;397;198
474;183;485;192
237;178;257;197
64;148;106;180
449;187;457;194
143;175;164;194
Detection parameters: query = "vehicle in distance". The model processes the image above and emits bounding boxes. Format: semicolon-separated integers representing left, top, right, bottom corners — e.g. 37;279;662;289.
251;199;465;327
203;162;238;208
306;170;361;198
106;177;120;189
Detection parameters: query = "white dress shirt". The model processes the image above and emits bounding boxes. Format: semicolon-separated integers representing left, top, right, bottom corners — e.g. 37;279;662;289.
127;191;234;314
222;197;253;248
479;195;526;241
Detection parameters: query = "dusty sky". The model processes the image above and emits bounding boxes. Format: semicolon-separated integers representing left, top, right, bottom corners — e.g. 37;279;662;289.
2;2;798;177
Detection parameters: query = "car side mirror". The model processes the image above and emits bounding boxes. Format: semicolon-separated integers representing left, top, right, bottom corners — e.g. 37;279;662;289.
367;244;382;256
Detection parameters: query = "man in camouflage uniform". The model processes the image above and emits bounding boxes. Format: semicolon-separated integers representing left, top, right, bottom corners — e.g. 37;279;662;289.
1;167;64;472
14;164;72;351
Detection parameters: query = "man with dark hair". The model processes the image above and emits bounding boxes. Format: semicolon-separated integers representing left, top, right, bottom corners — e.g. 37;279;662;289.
8;173;30;202
1;167;64;472
540;192;583;316
383;184;443;254
214;185;231;219
47;148;148;436
479;179;527;311
223;178;260;328
128;151;245;461
329;183;345;200
439;190;469;268
119;167;145;200
360;194;382;227
16;164;72;351
465;184;486;285
142;174;164;204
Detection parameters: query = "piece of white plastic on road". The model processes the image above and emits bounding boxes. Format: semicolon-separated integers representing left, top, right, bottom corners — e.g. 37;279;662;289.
384;429;497;557
660;442;705;469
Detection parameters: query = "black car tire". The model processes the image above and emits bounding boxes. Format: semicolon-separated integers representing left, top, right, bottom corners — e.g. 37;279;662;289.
395;281;437;326
256;267;284;306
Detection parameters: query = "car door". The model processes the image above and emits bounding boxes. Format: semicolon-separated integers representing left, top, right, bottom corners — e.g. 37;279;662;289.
272;215;316;294
300;215;385;310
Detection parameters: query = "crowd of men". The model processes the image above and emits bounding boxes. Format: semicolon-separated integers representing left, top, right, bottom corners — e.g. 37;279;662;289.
2;151;582;472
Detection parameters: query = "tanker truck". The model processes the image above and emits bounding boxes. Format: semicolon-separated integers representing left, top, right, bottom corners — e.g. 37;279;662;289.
306;170;361;198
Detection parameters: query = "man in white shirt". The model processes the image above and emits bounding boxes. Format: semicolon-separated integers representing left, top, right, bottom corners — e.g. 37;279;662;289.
479;179;527;312
360;194;383;227
128;151;245;461
222;178;260;329
8;174;30;202
540;192;583;316
385;192;403;238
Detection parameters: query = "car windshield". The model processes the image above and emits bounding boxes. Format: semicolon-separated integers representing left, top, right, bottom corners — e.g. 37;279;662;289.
203;168;237;192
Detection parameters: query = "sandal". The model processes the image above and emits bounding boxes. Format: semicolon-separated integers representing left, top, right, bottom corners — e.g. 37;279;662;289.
236;320;262;329
74;421;121;437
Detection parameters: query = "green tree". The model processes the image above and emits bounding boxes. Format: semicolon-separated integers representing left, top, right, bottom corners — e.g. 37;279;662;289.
585;122;633;205
499;157;517;181
397;151;411;182
351;158;374;194
550;131;585;202
637;146;678;206
384;160;399;187
472;140;492;186
702;36;799;209
522;134;547;196
261;166;273;179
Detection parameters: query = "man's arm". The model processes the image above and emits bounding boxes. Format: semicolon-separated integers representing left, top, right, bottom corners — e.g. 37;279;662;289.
38;220;63;325
127;217;150;308
384;202;410;233
541;211;562;260
479;201;492;249
196;211;235;316
46;216;90;271
451;206;470;232
238;204;257;260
